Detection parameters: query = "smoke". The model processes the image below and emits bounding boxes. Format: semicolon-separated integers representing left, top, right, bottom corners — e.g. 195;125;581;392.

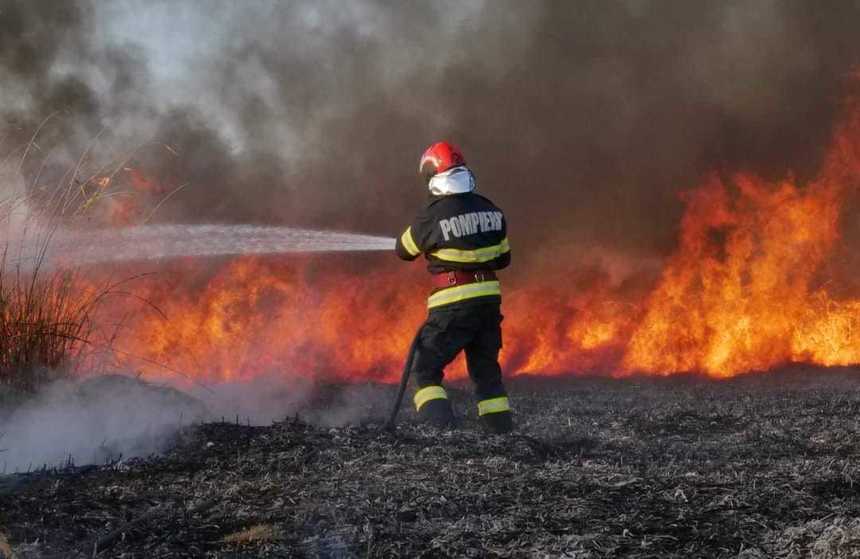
191;376;395;428
0;375;206;472
0;160;28;239
2;0;859;261
0;374;396;471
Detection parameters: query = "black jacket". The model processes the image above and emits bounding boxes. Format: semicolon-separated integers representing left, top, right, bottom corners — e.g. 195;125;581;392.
396;192;510;309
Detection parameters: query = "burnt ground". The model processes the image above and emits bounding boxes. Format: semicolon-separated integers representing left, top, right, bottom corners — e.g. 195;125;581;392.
2;368;860;558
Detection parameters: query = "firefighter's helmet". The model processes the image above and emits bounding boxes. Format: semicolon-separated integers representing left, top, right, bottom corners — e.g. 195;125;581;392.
419;141;466;185
419;141;475;195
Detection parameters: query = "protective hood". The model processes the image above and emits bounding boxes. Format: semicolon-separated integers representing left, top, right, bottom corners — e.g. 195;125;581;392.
428;165;475;196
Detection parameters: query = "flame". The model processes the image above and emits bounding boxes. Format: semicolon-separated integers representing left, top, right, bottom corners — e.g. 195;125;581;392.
88;98;860;384
87;167;168;226
100;259;638;384
124;167;163;194
623;101;860;376
104;258;426;383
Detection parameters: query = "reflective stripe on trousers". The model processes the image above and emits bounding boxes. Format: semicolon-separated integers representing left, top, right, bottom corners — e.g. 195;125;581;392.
414;385;448;411
478;396;510;416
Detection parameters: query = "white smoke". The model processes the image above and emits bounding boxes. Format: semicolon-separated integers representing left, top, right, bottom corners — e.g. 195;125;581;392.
0;164;32;248
188;375;395;428
189;374;317;425
0;375;207;473
0;373;396;472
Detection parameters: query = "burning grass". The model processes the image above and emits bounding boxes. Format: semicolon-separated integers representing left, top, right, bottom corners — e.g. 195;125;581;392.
0;215;126;395
0;132;153;395
0;258;96;393
87;94;860;386
2;368;860;557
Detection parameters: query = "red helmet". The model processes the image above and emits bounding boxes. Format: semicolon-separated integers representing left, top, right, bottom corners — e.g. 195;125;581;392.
419;141;466;184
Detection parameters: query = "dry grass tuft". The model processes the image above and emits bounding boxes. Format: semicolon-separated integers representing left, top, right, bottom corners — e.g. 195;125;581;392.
0;530;14;559
0;258;98;392
222;524;281;545
775;517;860;559
0;125;124;394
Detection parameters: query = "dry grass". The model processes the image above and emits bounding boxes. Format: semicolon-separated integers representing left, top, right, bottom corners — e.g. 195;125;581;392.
0;257;98;392
0;530;14;559
775;517;860;559
222;524;281;545
0;123;125;394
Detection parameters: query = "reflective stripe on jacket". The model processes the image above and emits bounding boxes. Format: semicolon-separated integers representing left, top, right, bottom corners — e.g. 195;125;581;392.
395;192;510;309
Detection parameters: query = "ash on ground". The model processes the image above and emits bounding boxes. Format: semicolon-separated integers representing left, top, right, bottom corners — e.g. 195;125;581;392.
2;368;860;558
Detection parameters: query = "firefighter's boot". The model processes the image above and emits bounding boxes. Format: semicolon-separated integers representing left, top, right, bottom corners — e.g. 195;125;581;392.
480;410;514;434
477;396;513;434
414;385;454;428
419;398;455;427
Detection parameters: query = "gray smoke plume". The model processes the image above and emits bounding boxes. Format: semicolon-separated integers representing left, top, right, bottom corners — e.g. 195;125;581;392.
0;375;207;472
0;374;395;471
3;0;860;260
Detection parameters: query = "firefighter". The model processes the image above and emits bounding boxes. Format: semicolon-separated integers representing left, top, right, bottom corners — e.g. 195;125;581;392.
395;141;513;434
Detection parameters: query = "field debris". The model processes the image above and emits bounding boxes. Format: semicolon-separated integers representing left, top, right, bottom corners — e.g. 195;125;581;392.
223;524;282;546
0;531;14;559
1;368;860;557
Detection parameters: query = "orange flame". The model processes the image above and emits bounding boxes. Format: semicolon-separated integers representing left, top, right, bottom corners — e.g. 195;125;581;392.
89;167;167;226
91;99;860;384
623;100;860;376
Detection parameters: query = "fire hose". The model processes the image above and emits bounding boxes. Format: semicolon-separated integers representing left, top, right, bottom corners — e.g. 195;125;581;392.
384;325;423;431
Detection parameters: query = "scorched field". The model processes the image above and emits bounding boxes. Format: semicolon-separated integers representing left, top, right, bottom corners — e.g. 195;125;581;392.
3;367;860;558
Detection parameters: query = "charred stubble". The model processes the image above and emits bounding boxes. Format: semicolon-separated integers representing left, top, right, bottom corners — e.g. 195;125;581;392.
2;368;860;557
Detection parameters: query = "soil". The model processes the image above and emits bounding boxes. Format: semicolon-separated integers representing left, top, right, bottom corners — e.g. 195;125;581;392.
2;367;860;558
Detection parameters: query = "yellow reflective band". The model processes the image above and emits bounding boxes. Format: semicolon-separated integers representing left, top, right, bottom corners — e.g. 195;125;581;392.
478;396;511;416
400;227;421;256
427;281;501;309
430;238;510;263
414;385;448;411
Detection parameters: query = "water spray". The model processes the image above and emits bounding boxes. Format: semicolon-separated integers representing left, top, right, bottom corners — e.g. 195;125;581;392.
35;224;396;267
9;222;424;430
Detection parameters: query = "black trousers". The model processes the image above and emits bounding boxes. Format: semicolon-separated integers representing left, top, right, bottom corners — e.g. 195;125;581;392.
411;301;507;401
